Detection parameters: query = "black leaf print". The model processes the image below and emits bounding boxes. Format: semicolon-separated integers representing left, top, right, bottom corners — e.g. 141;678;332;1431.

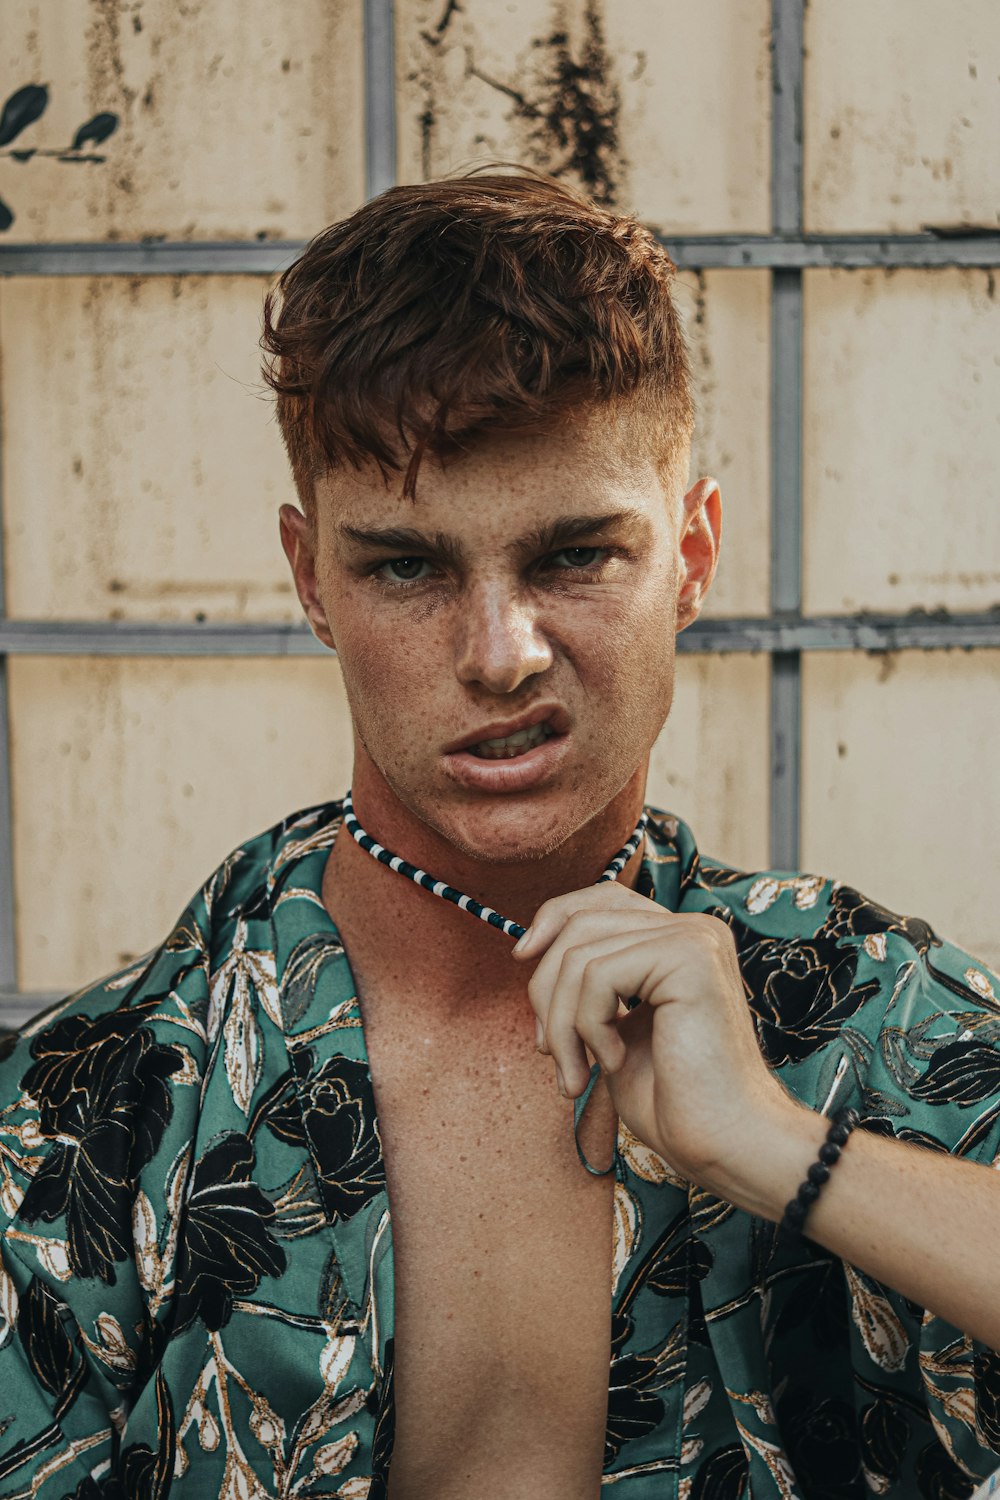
16;1277;86;1421
604;1312;668;1465
775;1389;862;1499
911;1041;1000;1107
914;1440;977;1499
689;1443;750;1500
282;933;345;1029
269;1052;386;1224
861;1396;910;1486
71;112;118;151
174;1133;286;1333
974;1349;1000;1450
729;918;881;1066
0;85;49;147
367;1338;396;1499
824;884;941;957
18;1000;184;1283
771;1255;851;1353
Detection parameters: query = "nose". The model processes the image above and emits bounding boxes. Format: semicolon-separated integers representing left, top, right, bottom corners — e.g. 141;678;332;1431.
454;582;554;693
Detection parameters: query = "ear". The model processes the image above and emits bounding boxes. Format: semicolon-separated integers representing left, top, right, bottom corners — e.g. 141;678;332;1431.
279;504;337;651
675;478;722;633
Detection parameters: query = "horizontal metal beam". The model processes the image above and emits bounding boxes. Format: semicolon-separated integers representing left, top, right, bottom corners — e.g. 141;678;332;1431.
684;612;1000;654
0;619;326;655
3;234;1000;277
665;234;1000;271
2;612;1000;658
0;994;60;1029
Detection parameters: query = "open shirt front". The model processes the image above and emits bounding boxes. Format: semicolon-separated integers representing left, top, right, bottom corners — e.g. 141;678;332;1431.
1;798;999;1498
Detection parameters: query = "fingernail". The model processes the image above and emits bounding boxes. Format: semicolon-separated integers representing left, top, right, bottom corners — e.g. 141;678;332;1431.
512;929;530;955
535;1018;544;1050
555;1066;567;1097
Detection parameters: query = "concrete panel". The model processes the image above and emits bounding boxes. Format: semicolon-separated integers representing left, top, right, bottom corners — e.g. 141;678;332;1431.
802;269;1000;615
805;0;1000;233
2;267;770;623
675;269;770;618
2;275;302;622
396;0;771;233
0;0;364;242
802;649;1000;973
647;652;770;871
9;655;352;991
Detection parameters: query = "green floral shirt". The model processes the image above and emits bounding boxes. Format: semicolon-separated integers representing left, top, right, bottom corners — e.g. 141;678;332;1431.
1;798;999;1499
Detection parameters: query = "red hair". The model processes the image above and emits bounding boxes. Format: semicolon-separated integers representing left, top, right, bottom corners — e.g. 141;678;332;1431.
261;166;693;508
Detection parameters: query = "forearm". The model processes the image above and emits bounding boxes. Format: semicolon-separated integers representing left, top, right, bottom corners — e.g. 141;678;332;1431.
710;1101;1000;1351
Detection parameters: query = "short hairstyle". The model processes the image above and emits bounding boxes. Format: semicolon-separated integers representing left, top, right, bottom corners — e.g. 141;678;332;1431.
261;165;694;510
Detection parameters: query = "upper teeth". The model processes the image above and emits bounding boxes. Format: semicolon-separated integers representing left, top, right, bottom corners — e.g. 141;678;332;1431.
472;721;553;758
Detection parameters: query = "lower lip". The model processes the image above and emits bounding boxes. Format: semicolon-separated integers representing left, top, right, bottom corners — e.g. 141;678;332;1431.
442;733;571;793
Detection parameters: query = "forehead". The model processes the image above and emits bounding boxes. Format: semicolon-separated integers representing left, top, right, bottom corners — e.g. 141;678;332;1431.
314;410;682;543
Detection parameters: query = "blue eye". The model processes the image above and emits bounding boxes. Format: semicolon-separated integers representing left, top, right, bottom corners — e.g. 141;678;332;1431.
553;547;601;568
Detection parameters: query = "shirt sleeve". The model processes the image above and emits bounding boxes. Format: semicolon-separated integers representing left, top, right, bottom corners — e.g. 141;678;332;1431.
0;897;210;1499
860;934;1000;1483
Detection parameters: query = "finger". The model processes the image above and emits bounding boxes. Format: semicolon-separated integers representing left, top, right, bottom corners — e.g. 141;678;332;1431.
538;926;664;1096
524;907;664;1036
512;881;660;961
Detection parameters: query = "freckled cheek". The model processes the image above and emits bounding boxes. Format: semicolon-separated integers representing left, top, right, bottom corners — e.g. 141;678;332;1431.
563;588;676;699
331;611;451;750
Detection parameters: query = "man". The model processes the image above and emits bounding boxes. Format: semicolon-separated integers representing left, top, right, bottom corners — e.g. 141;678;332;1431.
0;168;998;1500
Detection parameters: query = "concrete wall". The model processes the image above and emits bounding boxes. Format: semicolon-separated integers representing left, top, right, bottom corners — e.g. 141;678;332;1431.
2;0;998;993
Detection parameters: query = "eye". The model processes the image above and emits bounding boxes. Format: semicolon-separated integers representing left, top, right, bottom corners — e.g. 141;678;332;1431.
379;556;432;582
550;547;602;569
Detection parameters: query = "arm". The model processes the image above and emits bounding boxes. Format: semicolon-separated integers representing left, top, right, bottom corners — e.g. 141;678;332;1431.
711;1093;1000;1352
513;884;1000;1351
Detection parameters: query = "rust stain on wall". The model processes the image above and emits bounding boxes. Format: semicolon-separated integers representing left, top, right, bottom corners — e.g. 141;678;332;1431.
415;0;625;206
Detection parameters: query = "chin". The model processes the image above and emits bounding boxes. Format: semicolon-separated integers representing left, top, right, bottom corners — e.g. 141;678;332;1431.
423;780;624;868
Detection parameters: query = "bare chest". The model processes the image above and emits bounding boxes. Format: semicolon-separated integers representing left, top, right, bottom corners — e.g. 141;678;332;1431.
362;990;619;1500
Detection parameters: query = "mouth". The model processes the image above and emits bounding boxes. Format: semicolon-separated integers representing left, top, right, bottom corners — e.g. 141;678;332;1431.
444;707;570;761
465;720;558;760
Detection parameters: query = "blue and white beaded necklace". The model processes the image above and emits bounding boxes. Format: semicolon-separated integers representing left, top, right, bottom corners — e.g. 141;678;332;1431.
341;787;648;1176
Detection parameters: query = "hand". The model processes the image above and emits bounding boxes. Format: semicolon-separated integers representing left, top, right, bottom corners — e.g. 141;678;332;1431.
512;882;804;1196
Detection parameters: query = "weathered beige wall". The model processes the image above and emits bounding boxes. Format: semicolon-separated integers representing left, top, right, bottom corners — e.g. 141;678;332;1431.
396;0;771;232
802;268;1000;614
2;275;299;622
647;654;771;872
2;0;999;995
676;271;771;619
2;0;366;241
802;650;1000;973
9;655;351;991
805;0;1000;233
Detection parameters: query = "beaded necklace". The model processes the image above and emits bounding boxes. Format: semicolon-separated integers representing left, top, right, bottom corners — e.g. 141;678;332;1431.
341;787;648;1176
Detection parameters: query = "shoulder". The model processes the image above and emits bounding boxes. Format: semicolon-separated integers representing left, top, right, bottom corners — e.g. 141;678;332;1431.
0;797;345;1272
643;804;1000;1157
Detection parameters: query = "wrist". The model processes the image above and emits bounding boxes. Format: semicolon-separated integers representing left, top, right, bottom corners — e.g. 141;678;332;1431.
700;1097;829;1222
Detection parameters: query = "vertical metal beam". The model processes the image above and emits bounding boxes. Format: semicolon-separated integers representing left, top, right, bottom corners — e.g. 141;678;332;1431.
365;0;397;199
769;0;805;870
0;331;15;989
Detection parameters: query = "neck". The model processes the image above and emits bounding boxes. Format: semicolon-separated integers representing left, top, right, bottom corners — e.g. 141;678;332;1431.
322;755;648;1009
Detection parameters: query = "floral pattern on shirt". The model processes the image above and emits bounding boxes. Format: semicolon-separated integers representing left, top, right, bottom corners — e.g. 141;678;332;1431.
0;797;998;1498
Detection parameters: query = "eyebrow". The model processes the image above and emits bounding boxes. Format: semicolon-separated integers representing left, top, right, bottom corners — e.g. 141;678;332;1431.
337;510;648;564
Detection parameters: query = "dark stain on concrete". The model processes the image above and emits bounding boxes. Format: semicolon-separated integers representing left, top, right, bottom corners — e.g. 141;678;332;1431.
525;1;623;206
422;0;463;48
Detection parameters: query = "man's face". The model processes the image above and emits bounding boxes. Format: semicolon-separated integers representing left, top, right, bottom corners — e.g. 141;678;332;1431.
281;409;719;863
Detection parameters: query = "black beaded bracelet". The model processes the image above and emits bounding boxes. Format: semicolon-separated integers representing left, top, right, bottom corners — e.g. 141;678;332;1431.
779;1107;860;1245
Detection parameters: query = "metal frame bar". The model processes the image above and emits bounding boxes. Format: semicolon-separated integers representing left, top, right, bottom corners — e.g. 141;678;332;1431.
3;613;1000;657
768;0;805;871
365;0;397;199
2;235;999;277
